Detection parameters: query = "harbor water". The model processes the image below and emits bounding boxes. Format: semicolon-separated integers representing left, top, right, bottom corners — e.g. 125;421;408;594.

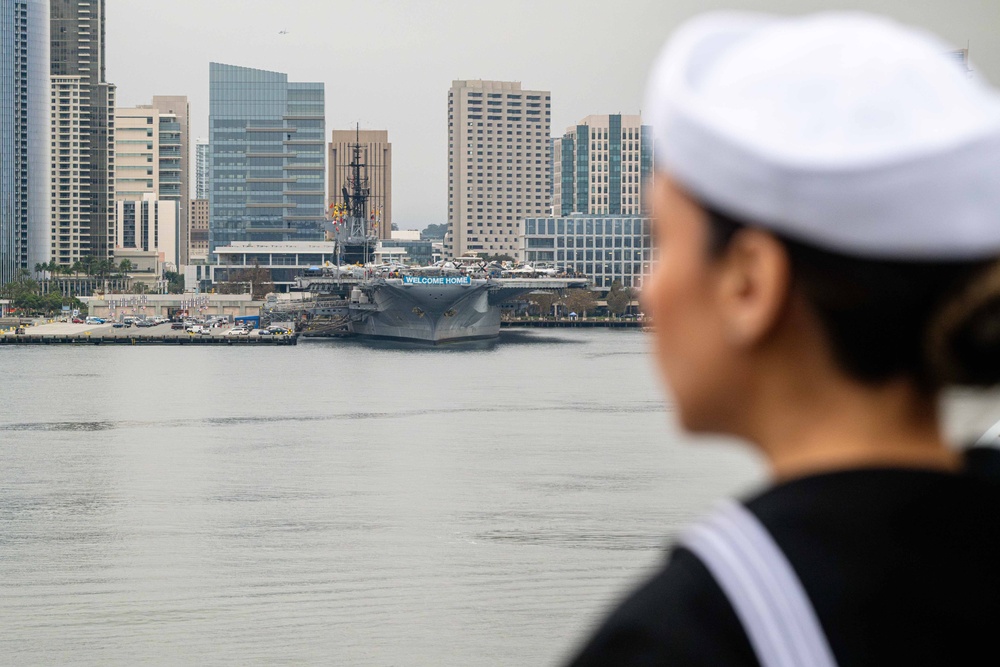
1;329;995;665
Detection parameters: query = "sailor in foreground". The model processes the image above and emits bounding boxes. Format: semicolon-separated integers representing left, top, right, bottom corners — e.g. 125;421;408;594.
566;12;1000;667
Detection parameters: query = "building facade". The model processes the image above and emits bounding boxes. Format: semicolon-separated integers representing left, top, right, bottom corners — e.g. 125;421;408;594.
150;96;190;264
553;114;653;217
189;198;208;262
208;63;325;257
114;193;177;268
0;0;50;284
446;80;551;260
522;215;652;288
194;138;209;199
115;102;187;266
329;129;392;239
191;240;338;292
50;0;116;265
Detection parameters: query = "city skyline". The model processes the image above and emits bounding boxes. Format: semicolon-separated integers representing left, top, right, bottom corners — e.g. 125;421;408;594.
105;0;1000;231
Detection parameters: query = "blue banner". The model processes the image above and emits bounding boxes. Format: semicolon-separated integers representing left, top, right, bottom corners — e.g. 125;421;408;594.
402;276;472;285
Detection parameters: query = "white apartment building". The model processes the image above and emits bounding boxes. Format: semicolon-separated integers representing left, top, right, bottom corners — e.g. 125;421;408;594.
195;138;209;200
51;75;116;265
114;193;177;269
446;80;551;260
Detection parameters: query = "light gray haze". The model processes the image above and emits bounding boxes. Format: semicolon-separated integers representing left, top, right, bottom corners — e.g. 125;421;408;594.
108;0;1000;230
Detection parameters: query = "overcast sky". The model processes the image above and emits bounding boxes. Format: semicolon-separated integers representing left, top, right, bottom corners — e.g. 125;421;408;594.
108;0;1000;230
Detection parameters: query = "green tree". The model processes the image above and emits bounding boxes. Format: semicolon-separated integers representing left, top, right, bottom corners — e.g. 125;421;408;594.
118;258;134;276
480;254;515;263
605;281;631;318
564;288;598;318
527;291;559;319
421;223;447;239
217;262;274;300
81;254;96;277
164;271;185;294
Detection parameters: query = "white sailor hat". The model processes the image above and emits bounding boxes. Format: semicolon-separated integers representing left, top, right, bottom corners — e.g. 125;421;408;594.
645;12;1000;259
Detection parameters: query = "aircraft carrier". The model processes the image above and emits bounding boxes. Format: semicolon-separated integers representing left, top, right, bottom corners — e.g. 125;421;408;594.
285;267;587;343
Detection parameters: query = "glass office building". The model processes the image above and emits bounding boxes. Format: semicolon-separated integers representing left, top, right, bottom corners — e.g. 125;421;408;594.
208;63;325;256
0;0;49;285
523;215;652;288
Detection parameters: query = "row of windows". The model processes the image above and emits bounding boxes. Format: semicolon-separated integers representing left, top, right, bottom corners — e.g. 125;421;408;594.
525;218;650;236
465;92;549;100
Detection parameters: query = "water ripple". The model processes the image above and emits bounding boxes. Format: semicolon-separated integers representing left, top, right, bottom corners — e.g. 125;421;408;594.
0;401;665;433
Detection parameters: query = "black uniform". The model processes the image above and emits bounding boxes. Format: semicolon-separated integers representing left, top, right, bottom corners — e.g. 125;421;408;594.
566;447;1000;666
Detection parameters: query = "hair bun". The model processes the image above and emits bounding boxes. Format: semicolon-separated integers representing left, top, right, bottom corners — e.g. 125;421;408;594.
928;261;1000;386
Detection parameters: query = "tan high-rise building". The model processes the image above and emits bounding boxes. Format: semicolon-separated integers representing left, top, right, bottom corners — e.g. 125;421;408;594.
189;199;209;262
329;129;392;239
151;96;190;264
446;80;551;260
115;97;190;265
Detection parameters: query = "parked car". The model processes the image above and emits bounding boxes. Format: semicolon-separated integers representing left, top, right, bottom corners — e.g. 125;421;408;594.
171;321;185;330
112;322;131;328
186;325;204;334
225;328;249;337
71;317;84;324
256;329;273;336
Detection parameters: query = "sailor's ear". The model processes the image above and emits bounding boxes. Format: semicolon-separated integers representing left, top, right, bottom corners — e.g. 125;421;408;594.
716;228;791;348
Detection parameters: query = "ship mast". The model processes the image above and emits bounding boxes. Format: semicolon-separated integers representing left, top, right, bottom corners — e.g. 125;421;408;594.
336;124;377;265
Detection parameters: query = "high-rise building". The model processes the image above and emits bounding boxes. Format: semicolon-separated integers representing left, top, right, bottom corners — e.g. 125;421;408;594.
329;129;392;239
114;193;176;268
446;80;551;260
115;101;186;267
553;114;653;217
194;138;209;199
150;95;190;264
208;63;325;256
189;198;208;262
0;0;50;285
50;0;116;265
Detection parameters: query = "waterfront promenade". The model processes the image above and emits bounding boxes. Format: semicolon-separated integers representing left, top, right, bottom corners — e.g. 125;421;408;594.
0;321;297;345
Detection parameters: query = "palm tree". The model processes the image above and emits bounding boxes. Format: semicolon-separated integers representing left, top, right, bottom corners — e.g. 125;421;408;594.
71;261;83;279
118;258;134;276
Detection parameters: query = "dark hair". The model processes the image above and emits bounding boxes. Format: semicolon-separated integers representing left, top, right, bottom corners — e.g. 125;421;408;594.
704;207;1000;390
